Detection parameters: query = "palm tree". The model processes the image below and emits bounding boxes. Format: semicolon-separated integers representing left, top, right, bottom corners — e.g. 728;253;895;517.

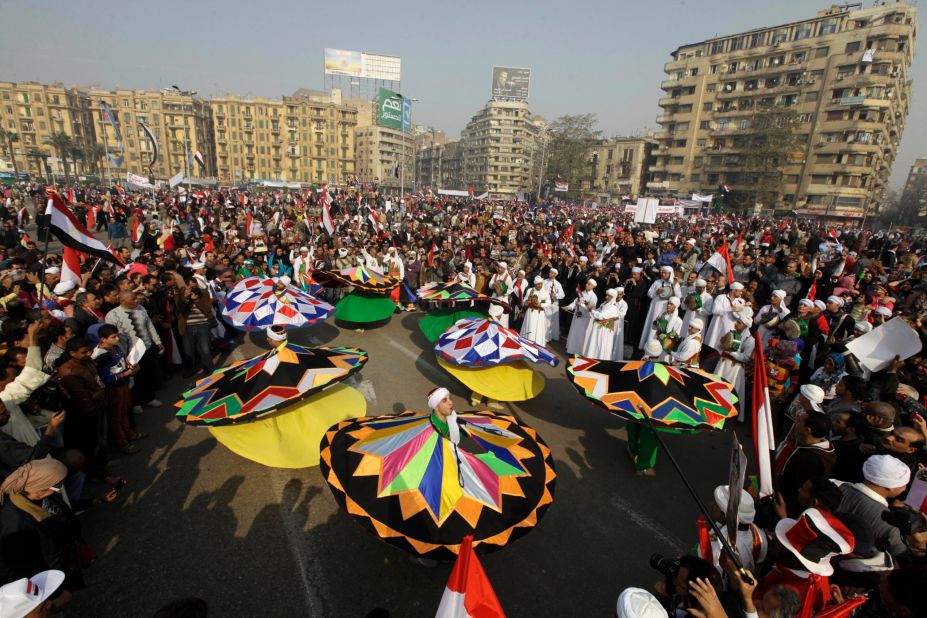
26;148;48;180
69;143;85;177
44;132;73;184
0;129;19;178
83;143;106;176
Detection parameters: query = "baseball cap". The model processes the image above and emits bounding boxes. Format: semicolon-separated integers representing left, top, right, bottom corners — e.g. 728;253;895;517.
0;570;64;618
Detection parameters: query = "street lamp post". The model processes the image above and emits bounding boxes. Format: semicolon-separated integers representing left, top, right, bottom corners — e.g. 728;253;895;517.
400;97;418;199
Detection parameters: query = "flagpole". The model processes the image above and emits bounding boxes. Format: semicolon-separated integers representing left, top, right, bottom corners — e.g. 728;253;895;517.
639;409;755;585
99;116;112;188
35;192;54;308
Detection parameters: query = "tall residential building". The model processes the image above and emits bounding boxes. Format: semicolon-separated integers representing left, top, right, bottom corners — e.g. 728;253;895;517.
415;130;448;189
902;156;927;217
281;89;357;185
460;100;545;198
88;88;213;181
578;136;655;200
0;81;95;177
211;95;285;182
650;2;916;218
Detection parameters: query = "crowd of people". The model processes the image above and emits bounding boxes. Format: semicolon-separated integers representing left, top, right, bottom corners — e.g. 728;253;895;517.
0;178;926;617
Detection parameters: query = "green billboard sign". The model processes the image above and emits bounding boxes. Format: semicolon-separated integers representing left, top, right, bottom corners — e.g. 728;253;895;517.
377;87;403;129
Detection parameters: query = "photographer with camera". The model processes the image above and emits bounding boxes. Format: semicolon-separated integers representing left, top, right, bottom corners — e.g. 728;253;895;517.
175;281;216;378
649;553;736;616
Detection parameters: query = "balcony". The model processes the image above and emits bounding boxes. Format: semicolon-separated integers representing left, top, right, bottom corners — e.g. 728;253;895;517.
827;96;892;109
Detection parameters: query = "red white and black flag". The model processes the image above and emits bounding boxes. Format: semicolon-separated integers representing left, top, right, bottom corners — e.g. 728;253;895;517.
320;186;334;236
140;122;159;173
193;149;206;170
131;218;146;243
45;190;123;265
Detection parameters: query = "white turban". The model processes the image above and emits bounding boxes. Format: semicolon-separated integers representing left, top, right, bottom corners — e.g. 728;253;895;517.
689;317;704;331
862;454;911;489
427;387;459;445
606;288;618;298
616;287;625;293
736;314;753;328
488;303;504;318
644;340;663;358
660;265;673;273
632;267;643;274
800;384;825;411
266;327;287;342
799;298;814;308
713;486;757;524
772;290;787;300
278;275;292;286
427;387;450;411
579;256;588;263
730;282;745;291
616;587;668;618
587;278;598;288
855;321;873;333
827;295;845;307
53;281;76;295
813;299;827;311
534;276;543;284
875;306;892;317
695;278;707;288
668;296;680;306
549;268;558;276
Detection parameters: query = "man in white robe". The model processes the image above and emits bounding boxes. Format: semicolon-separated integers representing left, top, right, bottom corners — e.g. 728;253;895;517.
565;279;598;355
639;265;681;351
542;268;565;342
680;278;714;334
756;289;790;349
703;282;748;351
510;269;529;323
612;287;629;361
643;297;683;362
671;317;704;367
520;277;550;345
488;261;514;328
713;314;755;421
582;288;620;360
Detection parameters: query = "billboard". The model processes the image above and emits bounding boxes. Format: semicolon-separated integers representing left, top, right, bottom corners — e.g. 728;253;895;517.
324;49;363;76
324;49;401;81
378;88;403;130
362;53;401;81
492;66;530;100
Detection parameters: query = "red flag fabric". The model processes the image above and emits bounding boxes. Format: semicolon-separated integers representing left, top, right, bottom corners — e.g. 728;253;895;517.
720;240;735;283
131;219;145;243
246;213;253;238
806;280;817;301
427;242;437;268
814;596;867;618
752;332;775;498
61;247;82;288
45;190;123;265
435;535;505;618
321;187;335;236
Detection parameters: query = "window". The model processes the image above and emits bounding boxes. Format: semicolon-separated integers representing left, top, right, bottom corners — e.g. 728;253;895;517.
700;121;711;130
819;18;838;35
805;91;818;102
845;41;861;54
772;28;789;44
710;64;719;74
706;83;716;93
703;102;713;111
796;24;813;40
731;37;744;51
690;173;701;182
711;42;724;54
816;46;830;58
749;33;764;48
739;119;750;130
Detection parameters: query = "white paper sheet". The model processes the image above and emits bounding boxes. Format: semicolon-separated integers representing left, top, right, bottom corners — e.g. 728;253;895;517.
127;338;147;366
845;317;922;372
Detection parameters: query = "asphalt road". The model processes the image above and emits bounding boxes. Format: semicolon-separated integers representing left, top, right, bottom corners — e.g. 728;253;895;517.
65;312;736;618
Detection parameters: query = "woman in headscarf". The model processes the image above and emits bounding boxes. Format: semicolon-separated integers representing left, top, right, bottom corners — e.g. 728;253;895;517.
810;352;847;401
0;459;85;591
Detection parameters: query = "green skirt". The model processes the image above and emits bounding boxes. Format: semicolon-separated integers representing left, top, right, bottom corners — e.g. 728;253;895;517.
418;308;486;343
334;292;396;324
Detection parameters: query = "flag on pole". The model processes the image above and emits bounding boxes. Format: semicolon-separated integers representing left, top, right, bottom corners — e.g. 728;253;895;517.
806;280;817;301
45;190;123;265
131;219;146;243
193;149;206;170
752;332;775;499
705;242;734;283
435;535;505;618
321;186;335;236
61;247;82;288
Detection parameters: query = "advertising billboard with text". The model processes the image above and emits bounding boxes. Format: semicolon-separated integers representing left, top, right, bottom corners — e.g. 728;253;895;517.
492;67;530;100
324;49;363;76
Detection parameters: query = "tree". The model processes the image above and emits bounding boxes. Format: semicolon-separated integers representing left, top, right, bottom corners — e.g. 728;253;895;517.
82;143;106;175
0;129;19;178
69;143;85;176
26;148;48;180
736;103;801;212
546;114;602;193
44;131;73;184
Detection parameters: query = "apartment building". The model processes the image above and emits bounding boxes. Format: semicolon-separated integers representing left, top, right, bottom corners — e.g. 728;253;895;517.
460;100;545;198
651;2;916;218
0;81;95;177
578;136;655;200
902;156;927;217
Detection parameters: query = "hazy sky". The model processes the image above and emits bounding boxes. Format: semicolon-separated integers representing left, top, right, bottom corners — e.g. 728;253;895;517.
1;0;923;189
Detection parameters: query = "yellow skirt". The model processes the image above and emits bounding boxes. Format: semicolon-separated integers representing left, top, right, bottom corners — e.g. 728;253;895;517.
209;384;366;468
437;359;546;402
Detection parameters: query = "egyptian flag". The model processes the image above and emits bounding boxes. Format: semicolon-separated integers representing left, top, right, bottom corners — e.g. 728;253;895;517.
705;241;735;283
45;190;123;265
752;332;775;499
131;219;146;243
806;280;817;301
61;246;83;288
367;210;380;234
246;213;254;238
193;149;206;170
321;186;334;236
427;242;437;268
435;535;504;618
19;233;32;249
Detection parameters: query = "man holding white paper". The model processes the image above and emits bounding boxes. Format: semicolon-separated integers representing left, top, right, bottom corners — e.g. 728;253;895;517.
105;291;164;411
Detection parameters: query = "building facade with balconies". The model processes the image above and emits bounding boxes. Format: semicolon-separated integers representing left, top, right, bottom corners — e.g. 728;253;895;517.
578;136;655;201
650;2;916;218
